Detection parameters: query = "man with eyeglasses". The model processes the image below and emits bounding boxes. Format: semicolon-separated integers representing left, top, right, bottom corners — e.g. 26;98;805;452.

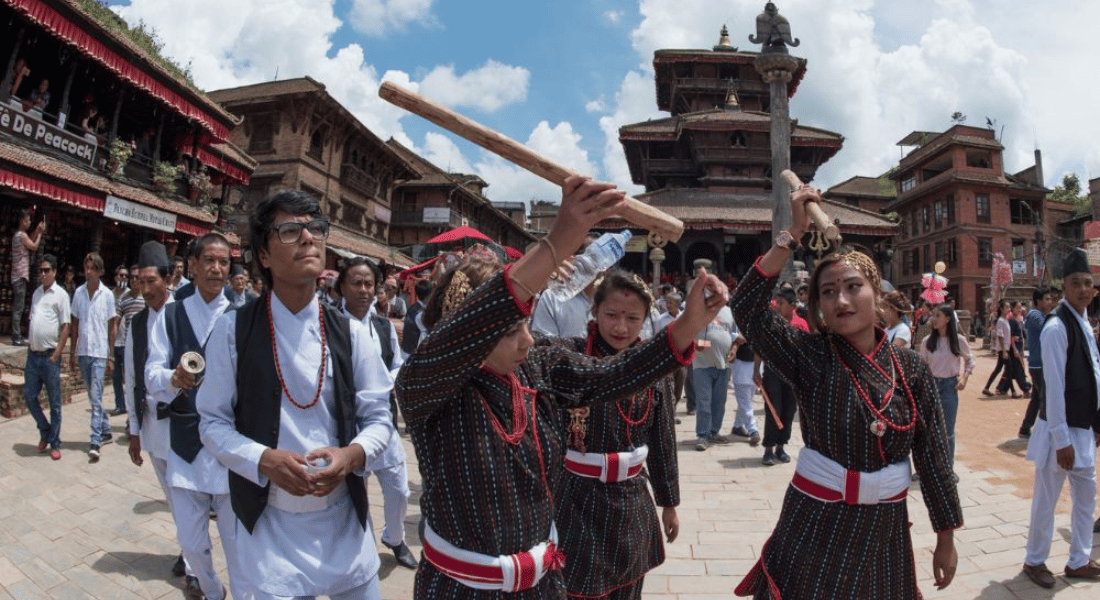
23;255;70;460
198;190;394;600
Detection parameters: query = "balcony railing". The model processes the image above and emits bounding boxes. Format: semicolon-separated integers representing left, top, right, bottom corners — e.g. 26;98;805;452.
340;162;379;197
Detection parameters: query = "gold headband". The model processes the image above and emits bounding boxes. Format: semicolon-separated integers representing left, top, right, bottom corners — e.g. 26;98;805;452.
441;270;472;320
628;272;656;306
837;250;880;289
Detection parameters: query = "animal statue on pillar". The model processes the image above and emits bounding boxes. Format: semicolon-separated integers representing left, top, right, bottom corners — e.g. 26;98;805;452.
749;2;801;53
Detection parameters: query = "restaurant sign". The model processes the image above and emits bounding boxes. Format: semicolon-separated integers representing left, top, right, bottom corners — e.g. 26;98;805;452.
0;103;97;166
104;195;177;233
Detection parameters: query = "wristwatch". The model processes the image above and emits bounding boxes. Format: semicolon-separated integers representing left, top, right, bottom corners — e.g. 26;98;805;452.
774;229;800;251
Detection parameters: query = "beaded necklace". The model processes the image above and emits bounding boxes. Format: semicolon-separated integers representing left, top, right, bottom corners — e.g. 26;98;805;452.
479;370;531;445
269;295;327;410
833;337;918;438
583;324;654;447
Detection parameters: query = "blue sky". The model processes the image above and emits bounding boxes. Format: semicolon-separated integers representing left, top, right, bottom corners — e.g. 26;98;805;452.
110;0;1100;208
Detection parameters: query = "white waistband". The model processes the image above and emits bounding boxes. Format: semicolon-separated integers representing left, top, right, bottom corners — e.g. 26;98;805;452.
423;520;559;592
795;448;911;505
267;478;349;513
565;445;648;482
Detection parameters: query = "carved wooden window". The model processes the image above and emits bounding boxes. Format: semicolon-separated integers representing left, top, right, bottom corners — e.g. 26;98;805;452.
976;194;991;223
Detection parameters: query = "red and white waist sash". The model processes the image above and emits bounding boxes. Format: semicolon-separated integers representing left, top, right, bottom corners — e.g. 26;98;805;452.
423;521;564;592
792;448;910;505
564;445;649;483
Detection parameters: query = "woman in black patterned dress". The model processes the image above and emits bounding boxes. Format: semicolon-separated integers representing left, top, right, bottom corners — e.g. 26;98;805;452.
731;186;962;599
556;270;680;600
396;176;729;600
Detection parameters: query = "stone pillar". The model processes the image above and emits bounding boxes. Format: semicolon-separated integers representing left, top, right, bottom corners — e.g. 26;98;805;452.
648;234;668;297
755;52;801;281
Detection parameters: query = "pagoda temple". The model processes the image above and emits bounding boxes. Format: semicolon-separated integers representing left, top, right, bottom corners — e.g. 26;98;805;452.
612;25;896;280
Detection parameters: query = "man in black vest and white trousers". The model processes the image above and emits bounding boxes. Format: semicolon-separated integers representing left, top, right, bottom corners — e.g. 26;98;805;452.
124;240;187;579
198;190;394;600
147;232;240;600
1021;248;1100;588
337;256;419;569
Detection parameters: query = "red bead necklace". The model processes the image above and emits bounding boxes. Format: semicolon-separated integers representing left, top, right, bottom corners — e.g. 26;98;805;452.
269;295;327;410
834;339;918;437
585;325;654;446
480;371;531;445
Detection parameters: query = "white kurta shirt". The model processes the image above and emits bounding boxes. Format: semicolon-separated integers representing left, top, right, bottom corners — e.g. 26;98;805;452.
1026;299;1100;469
531;290;592;338
343;307;407;471
71;282;116;358
147;291;230;494
197;294;394;596
125;296;174;442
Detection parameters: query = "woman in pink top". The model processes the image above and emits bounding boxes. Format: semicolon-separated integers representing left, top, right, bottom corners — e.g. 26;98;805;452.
918;304;974;470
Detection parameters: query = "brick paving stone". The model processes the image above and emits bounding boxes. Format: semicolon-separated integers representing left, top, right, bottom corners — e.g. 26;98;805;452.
1;347;1098;600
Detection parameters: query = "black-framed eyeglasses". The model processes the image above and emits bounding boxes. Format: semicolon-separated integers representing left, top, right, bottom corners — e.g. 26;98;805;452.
271;218;330;244
38;267;53;273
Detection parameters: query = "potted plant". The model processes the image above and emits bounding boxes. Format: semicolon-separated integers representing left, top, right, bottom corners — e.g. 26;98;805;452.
106;137;134;177
186;166;213;203
152;161;181;194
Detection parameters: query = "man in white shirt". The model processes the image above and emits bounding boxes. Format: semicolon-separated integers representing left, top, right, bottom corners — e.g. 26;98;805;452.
337;257;419;569
70;252;119;460
1022;249;1100;587
124;241;185;579
198;190;394;600
147;234;239;600
23;254;69;460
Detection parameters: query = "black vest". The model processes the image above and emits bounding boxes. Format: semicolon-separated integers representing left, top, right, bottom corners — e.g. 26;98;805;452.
1040;303;1100;431
400;302;423;355
369;313;395;370
229;296;367;534
164;302;206;463
131;308;150;430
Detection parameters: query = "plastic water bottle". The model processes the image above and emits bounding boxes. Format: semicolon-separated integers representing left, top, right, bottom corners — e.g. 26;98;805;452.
543;230;632;302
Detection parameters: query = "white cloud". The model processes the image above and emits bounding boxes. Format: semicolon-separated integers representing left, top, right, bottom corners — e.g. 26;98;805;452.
419;60;531;112
605;10;624;25
608;0;1100;191
348;0;438;37
456;121;599;208
585;98;607;113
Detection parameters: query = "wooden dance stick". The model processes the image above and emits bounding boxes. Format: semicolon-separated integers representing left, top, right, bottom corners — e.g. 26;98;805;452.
780;169;841;242
756;380;784;430
379;81;685;242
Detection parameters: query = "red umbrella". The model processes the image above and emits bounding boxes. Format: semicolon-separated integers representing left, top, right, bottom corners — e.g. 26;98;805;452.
425;226;491;245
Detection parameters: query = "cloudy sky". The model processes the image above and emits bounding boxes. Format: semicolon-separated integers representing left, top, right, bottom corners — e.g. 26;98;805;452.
112;0;1100;207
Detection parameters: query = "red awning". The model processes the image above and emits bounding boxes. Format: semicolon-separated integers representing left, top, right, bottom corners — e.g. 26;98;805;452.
182;146;251;185
425;225;491;244
174;218;210;237
9;0;229;142
0;167;104;211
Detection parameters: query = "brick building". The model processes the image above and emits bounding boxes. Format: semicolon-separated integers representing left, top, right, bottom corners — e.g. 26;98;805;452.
208;77;417;268
0;0;253;337
386;139;535;262
887;125;1074;326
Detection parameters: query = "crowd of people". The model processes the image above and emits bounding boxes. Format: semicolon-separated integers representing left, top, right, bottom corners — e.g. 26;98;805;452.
14;176;1100;599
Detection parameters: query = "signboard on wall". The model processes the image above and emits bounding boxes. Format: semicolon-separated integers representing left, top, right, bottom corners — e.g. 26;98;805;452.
1012;260;1027;275
104;195;177;232
423;207;450;224
0;102;97;165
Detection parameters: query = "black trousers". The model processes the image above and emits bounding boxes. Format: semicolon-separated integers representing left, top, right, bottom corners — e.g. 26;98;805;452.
984;351;1012;391
762;369;796;447
997;354;1029;393
1020;368;1045;433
